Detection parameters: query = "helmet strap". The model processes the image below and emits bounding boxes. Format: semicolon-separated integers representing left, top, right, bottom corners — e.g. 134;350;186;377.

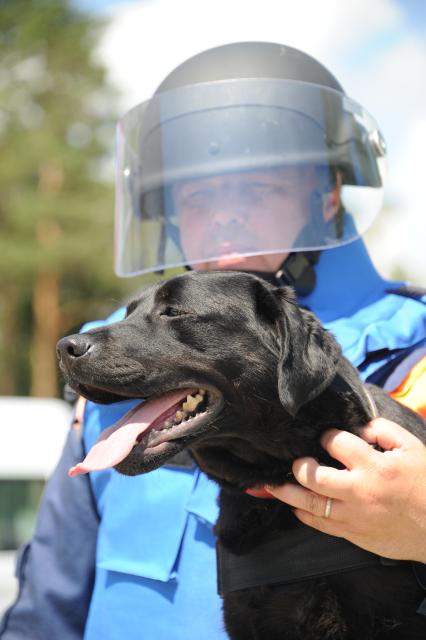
273;251;320;296
185;251;319;296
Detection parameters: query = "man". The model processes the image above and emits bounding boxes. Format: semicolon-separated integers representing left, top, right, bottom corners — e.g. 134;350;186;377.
2;42;425;639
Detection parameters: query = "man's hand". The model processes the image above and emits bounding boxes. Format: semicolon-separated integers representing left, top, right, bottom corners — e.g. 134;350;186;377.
266;418;426;562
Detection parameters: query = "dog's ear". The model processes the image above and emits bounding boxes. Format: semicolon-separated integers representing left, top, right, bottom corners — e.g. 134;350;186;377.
271;287;341;417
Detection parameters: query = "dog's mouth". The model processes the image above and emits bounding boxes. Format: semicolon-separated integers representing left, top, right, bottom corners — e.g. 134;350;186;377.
68;387;223;477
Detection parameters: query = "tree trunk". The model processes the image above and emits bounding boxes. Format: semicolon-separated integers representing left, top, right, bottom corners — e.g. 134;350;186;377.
0;286;19;395
30;270;60;397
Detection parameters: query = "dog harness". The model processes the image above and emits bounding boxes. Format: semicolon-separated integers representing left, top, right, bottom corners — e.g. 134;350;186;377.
216;523;402;595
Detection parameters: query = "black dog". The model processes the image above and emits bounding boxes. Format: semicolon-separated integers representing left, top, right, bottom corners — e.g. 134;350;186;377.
57;271;426;640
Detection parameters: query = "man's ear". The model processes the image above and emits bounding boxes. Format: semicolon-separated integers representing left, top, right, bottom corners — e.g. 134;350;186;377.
322;171;342;223
273;288;341;417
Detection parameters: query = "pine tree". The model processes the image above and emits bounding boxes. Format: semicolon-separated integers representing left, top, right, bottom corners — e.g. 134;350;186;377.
0;0;140;396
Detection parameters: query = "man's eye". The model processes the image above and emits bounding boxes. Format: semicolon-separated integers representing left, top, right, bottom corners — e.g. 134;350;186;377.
244;183;283;199
185;189;213;207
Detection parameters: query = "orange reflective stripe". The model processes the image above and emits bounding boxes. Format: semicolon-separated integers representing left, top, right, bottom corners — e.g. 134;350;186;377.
389;356;426;418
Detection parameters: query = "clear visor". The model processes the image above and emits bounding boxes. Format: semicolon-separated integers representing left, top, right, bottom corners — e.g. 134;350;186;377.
115;78;386;276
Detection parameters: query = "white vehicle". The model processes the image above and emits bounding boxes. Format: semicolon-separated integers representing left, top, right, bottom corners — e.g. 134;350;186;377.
0;397;71;615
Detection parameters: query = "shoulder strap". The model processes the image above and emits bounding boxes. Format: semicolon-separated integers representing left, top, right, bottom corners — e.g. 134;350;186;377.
413;563;426;615
386;286;426;303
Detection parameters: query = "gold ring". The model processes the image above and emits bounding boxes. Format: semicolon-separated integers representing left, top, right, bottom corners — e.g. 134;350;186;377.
324;497;333;519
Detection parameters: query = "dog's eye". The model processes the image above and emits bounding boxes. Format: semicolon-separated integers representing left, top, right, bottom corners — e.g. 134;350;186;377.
125;300;139;317
161;306;186;318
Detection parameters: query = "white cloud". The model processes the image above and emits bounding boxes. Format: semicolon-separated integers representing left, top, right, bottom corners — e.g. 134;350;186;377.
345;36;426;152
366;115;426;281
346;36;426;283
97;0;403;109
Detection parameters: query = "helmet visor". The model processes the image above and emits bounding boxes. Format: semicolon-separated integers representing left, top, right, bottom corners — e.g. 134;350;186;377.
115;79;386;276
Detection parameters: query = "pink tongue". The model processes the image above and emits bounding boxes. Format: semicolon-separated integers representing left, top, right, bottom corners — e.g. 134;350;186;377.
68;388;193;477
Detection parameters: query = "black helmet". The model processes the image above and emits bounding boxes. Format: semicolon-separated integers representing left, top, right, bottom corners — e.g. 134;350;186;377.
115;42;386;276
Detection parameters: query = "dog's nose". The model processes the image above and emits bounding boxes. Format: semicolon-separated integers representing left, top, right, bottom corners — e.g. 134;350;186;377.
56;335;92;363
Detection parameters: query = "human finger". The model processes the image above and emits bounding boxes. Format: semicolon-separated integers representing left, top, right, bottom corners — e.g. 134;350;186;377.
291;456;354;499
358;417;420;450
293;507;349;537
320;428;380;469
265;482;346;521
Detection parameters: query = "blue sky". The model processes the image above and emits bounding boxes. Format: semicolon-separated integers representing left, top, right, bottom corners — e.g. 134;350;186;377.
77;0;426;27
74;0;144;13
399;0;426;32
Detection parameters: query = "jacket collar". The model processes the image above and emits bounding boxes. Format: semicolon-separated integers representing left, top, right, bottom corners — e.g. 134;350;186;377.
300;239;401;323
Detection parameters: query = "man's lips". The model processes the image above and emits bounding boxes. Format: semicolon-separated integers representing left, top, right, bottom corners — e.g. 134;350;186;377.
212;242;257;255
200;230;258;258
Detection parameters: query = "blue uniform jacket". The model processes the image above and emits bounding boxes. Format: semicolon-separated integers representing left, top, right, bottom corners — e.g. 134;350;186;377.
1;239;426;639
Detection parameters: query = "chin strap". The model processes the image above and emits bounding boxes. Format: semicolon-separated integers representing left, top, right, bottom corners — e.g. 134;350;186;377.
186;251;320;297
231;251;321;297
274;251;320;296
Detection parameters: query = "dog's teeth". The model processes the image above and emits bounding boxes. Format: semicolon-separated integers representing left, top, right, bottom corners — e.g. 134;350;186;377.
174;410;185;423
182;395;200;412
199;388;206;395
164;420;173;429
194;394;203;403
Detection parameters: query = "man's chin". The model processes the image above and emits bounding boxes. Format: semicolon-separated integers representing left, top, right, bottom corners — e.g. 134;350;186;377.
197;253;288;273
210;255;253;270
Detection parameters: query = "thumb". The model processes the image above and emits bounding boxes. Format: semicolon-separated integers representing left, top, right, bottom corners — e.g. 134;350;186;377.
358;417;419;451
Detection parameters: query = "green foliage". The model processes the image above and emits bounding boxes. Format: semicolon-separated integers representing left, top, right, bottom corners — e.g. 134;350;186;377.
0;0;144;395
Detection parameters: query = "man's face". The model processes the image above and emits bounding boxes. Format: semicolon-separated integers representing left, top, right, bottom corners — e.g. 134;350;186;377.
172;166;326;273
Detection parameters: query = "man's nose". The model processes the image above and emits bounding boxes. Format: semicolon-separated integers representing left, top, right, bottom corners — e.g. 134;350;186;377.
56;335;92;364
209;196;247;227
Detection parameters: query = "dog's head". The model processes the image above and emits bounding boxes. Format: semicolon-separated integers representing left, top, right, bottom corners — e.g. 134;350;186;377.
57;271;341;481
